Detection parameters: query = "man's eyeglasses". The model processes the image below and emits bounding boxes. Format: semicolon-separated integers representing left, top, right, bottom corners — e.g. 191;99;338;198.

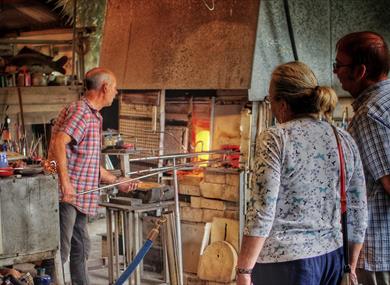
333;62;354;70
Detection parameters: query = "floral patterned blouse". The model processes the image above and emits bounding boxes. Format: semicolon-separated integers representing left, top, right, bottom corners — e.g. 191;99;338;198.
244;118;368;263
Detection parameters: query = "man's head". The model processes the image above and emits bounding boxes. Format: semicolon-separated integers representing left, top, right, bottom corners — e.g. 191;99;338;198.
334;31;389;97
84;67;118;109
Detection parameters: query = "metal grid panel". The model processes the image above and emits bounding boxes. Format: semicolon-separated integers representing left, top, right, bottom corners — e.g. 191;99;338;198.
119;93;161;182
164;126;187;155
119;96;160;152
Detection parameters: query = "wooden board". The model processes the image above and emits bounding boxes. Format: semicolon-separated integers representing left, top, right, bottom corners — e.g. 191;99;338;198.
210;217;239;253
197;241;237;282
182;222;205;274
199;181;238;202
190;197;225;211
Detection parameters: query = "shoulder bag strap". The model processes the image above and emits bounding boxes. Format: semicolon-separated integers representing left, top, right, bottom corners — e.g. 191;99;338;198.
330;125;350;273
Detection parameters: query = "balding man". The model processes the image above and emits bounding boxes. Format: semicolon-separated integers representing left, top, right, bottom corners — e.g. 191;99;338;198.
49;67;136;285
334;31;390;285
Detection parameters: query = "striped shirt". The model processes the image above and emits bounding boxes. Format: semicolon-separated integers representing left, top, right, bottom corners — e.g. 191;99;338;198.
349;79;390;271
51;97;102;216
245;119;367;263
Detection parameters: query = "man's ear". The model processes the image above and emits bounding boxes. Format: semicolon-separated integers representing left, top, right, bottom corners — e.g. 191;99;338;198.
353;64;367;81
101;82;109;94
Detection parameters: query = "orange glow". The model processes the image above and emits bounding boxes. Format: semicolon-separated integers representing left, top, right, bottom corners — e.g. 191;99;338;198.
195;130;210;161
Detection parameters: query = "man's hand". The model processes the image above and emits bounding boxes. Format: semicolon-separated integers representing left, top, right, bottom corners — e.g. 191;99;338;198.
60;183;76;203
116;177;139;193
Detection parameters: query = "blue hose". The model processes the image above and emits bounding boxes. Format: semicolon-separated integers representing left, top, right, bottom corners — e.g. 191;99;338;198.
114;239;154;285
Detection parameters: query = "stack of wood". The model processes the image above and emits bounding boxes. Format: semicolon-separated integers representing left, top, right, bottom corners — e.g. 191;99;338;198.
179;168;240;285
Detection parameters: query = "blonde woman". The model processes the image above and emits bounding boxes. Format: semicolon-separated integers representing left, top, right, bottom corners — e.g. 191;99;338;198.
237;61;367;285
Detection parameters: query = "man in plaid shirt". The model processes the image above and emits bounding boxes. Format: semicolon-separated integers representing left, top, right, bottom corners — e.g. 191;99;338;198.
334;31;390;285
49;67;137;285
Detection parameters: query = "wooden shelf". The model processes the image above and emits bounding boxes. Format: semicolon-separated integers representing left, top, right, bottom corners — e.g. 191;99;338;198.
0;86;81;123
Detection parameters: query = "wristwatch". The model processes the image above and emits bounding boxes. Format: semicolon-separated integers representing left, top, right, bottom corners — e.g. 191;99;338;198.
236;267;253;275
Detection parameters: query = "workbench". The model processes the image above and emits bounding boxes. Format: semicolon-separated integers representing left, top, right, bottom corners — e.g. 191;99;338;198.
0;174;61;273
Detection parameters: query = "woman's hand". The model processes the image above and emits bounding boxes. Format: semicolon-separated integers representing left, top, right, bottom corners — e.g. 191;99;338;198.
350;270;358;285
236;273;252;285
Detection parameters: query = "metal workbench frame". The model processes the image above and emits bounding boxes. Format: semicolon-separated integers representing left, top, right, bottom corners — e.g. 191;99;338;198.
102;149;241;285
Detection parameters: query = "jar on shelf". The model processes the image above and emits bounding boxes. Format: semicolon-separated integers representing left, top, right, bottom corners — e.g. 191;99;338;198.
0;152;8;168
17;68;31;86
34;268;51;285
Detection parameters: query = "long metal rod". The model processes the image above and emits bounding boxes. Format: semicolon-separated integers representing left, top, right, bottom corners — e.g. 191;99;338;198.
77;157;233;196
134;212;141;284
107;209;114;284
209;96;215;150
128;149;239;162
158;90;166;183
164;212;178;285
120;211;126;269
172;158;184;285
76;172;162;195
239;169;246;248
114;211;120;278
250;101;259;170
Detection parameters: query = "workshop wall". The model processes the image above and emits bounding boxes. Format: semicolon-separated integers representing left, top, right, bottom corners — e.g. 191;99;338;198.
100;0;260;90
250;0;390;101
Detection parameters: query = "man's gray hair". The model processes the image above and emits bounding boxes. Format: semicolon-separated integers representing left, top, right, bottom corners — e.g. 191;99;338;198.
85;68;114;91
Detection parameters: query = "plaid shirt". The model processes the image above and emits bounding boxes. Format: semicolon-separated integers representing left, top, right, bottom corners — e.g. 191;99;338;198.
348;79;390;271
51;97;102;216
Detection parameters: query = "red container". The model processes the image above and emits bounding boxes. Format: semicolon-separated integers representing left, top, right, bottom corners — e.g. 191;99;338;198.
221;145;240;168
0;167;14;177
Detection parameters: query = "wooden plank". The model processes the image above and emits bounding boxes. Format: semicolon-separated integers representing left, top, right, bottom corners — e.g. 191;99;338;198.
203;172;226;184
191;197;225;211
190;196;202;208
0;86;81;102
197;241;237;283
224;210;239;220
202;209;224;223
226;174;240;187
182;222;205;274
179;184;201;196
4;104;70;115
210;217;239;253
183;272;206;285
204;168;240;186
180;206;203;223
0;86;79;116
179;173;204;186
200;181;239;202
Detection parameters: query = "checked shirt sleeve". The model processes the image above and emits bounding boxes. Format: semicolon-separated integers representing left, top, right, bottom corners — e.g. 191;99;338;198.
358;114;390;181
59;103;88;144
